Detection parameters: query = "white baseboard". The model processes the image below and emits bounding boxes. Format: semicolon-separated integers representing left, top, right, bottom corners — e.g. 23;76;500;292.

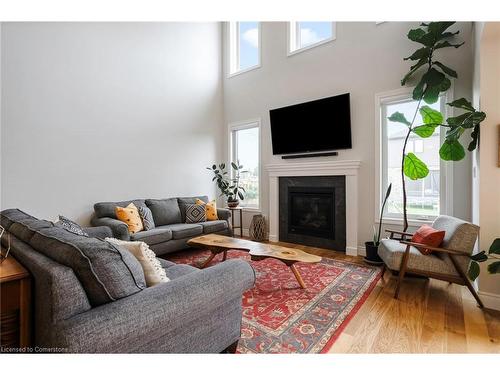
357;245;366;257
478;291;500;311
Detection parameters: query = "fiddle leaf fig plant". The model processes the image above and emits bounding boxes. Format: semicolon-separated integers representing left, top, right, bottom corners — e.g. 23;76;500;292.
388;22;487;231
390;21;499;282
467;239;500;281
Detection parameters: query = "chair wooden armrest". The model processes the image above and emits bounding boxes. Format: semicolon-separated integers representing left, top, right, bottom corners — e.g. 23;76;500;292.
399;240;467;256
385;229;414;239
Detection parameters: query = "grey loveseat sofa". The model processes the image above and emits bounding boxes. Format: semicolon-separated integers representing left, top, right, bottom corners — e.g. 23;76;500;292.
0;209;255;353
91;196;232;255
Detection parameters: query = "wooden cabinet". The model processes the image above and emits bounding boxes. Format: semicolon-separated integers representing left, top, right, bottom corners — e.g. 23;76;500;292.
0;254;31;349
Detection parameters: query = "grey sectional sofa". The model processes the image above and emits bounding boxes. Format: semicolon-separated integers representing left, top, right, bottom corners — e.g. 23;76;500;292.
0;208;255;353
91;196;232;255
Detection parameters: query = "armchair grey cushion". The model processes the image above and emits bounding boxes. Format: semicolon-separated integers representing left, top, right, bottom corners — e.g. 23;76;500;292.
130;227;173;245
146;198;182;226
378;238;459;276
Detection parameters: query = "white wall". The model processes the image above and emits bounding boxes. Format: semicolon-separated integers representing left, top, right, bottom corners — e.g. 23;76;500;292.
475;22;500;308
222;22;474;245
1;22;224;224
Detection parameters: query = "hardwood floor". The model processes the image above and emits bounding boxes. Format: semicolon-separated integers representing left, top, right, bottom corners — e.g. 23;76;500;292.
271;240;500;353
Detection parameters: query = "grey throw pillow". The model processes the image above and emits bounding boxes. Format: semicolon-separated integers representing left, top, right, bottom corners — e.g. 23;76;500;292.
138;206;155;231
185;204;206;223
56;215;89;237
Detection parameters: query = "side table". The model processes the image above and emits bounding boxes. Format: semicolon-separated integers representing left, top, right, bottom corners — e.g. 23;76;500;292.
225;207;243;238
0;252;31;349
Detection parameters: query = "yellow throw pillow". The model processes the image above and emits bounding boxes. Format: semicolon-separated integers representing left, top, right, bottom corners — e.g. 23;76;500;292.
195;199;218;221
115;203;144;234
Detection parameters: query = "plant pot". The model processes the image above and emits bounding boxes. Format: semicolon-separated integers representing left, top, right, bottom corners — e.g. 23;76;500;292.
364;241;384;265
227;199;239;208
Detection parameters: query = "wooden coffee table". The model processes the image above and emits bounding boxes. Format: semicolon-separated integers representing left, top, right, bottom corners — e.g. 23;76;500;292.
187;234;322;289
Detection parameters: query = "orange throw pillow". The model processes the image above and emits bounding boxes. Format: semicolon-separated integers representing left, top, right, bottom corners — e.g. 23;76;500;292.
115;203;144;234
411;224;445;255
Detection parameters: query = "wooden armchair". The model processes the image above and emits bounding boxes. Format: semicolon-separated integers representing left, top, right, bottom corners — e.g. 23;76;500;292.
378;215;483;308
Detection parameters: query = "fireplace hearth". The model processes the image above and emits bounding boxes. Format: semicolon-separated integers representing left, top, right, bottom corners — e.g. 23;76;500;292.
279;176;346;251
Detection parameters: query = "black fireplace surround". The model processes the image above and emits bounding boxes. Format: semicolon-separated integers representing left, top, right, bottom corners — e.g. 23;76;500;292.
279;176;346;251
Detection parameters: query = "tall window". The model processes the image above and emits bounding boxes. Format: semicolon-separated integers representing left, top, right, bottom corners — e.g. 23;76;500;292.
230;120;260;209
289;22;336;54
229;22;260;76
379;92;448;221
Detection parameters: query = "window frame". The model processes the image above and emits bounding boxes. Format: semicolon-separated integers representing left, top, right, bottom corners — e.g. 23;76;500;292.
374;87;454;226
228;118;261;211
227;22;261;78
287;22;336;56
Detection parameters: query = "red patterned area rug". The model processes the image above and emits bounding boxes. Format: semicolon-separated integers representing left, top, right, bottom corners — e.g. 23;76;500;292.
166;248;382;353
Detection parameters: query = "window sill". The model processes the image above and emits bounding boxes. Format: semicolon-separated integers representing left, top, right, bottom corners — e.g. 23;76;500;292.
287;36;336;57
227;64;261;78
376;217;434;227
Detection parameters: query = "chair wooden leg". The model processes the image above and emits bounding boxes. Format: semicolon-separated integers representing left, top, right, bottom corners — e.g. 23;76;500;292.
449;255;484;308
394;245;411;299
380;264;386;280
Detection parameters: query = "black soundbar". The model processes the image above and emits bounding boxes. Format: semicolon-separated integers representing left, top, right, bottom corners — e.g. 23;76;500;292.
281;151;338;159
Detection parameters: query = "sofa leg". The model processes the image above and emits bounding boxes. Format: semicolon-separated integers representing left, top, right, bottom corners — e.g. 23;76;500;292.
222;340;239;354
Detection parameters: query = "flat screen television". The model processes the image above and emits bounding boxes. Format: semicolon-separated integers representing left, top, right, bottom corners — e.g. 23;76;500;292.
269;93;352;155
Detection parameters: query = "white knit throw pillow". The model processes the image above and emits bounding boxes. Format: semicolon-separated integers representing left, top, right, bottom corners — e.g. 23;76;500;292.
105;238;169;286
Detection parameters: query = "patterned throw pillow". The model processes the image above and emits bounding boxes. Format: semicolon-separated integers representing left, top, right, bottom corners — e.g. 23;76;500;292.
138;206;155;231
195;198;218;221
115;203;144;234
56;215;89;237
185;204;206;223
105;238;169;287
411;224;445;255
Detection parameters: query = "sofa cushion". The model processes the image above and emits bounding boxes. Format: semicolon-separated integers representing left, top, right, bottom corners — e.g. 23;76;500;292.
146;198;182;226
115;203;144;234
105;238;169;287
378;238;458;276
94;199;147;219
185;204;206;223
8;217;55;243
198;220;228;234
55;215;89;237
1;209;42;232
130;227;173;245
177;196;209;222
411;224;445;255
161;223;203;240
138;206;155;231
29;226;147;306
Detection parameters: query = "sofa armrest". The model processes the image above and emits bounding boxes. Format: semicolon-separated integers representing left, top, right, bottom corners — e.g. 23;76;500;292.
90;216;130;240
52;259;255;353
84;226;113;239
217;208;231;221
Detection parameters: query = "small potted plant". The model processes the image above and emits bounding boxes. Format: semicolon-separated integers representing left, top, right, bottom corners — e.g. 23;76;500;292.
207;161;246;208
365;183;392;265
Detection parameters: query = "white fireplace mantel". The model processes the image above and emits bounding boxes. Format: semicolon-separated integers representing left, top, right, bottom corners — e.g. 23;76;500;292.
266;160;361;256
